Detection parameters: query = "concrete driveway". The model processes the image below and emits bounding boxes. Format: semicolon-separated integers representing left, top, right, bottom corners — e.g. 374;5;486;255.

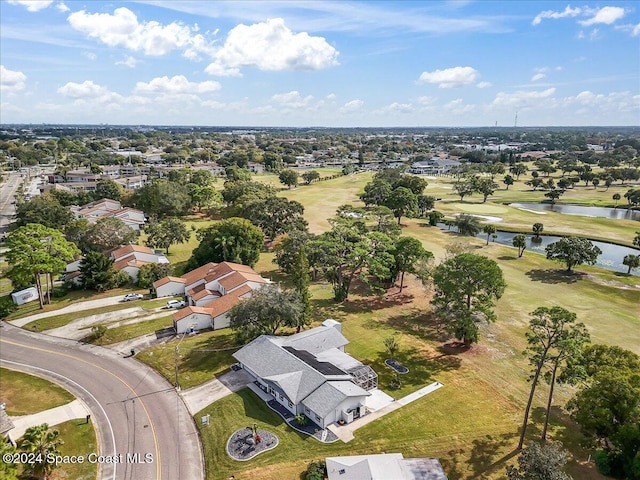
180;369;251;415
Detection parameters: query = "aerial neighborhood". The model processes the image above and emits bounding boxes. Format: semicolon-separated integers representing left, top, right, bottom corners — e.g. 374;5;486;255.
1;1;639;479
1;123;638;480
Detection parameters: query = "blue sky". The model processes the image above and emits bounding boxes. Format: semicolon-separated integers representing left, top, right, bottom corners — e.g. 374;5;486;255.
1;0;639;127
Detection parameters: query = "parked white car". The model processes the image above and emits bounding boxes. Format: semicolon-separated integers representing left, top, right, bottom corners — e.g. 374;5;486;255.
166;300;186;309
123;293;144;302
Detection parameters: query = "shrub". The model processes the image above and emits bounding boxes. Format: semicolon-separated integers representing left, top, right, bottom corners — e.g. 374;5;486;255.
0;296;17;319
594;450;611;476
295;414;308;426
306;461;327;480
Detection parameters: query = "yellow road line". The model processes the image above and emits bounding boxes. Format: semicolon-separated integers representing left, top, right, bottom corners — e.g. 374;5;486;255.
1;338;162;479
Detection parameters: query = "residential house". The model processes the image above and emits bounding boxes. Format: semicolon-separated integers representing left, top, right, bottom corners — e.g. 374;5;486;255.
64;244;169;285
325;453;447;480
233;320;377;429
152;261;270;333
108;244;169;282
70;198;146;230
0;404;15;441
409;158;461;175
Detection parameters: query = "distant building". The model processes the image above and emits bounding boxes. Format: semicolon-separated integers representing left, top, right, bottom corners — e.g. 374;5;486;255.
409;158;461;175
325;453;447;480
70;198;146;231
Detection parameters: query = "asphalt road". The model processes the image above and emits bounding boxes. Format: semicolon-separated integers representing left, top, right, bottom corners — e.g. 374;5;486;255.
0;322;204;480
0;171;22;235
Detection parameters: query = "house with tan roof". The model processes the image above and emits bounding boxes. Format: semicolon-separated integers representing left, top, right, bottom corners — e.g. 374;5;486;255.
70;198;146;230
153;261;269;333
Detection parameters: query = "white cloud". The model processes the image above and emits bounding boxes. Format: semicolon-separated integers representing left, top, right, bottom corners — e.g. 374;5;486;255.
67;7;215;58
493;88;556;108
580;6;625;26
57;80;109;98
387;102;414;113
532;5;582;26
56;2;69;12
326;93;336;100
208;18;339;73
81;51;97;61
477;81;492;89
531;73;546;82
0;65;27;91
635;23;640;36
340;99;364;113
614;22;640;36
444;98;475;115
7;0;53;12
204;63;242;77
271;91;314;108
115;56;138;68
416;96;437;105
134;75;220;95
418;66;478;88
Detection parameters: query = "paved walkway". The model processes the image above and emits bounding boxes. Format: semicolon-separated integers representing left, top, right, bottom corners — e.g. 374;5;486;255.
180;369;251;415
9;295;128;327
8;399;90;443
108;331;176;356
328;381;444;443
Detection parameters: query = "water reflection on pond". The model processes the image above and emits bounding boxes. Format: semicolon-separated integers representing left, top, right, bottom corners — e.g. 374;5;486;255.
509;202;640;221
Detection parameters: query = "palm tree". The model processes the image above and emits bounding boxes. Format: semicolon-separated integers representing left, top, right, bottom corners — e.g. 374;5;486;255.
19;423;63;480
483;224;497;245
513;234;527;257
384;336;400;361
454;214;481;236
532;223;544;240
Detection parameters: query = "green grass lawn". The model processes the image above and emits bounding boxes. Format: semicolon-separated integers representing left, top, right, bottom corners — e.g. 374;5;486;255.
137;329;239;389
5;287;148;321
0;368;75;415
21;297;170;332
35;420;97;480
84;314;174;345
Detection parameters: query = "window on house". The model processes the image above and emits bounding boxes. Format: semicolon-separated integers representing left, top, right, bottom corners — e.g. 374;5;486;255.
305;407;310;414
288;401;293;408
315;414;320;421
339;469;346;475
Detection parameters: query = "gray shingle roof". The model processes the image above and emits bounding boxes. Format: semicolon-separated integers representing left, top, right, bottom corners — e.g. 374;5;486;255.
302;381;370;418
234;336;327;403
0;407;14;436
273;325;348;354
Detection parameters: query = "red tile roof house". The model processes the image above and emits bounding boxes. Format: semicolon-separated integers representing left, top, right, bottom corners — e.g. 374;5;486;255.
64;244;169;285
153;262;270;334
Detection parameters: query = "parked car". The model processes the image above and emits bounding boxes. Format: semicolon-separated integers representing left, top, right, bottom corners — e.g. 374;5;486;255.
122;293;144;302
166;300;186;309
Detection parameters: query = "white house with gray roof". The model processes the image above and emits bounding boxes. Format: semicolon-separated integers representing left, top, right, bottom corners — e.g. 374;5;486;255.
233;320;377;429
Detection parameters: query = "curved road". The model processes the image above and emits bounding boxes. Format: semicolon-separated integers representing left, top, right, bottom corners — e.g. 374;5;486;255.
0;322;204;480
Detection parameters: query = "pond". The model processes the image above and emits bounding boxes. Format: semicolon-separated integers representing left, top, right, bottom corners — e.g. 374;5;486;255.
509;202;640;221
479;230;640;276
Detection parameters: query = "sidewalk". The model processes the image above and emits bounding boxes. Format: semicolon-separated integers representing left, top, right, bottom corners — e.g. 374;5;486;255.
9;295;127;327
8;399;89;443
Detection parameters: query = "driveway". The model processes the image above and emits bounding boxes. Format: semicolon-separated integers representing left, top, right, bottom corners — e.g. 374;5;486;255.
180;369;251;415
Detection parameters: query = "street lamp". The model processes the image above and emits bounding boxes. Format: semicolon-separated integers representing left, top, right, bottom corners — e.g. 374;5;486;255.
174;324;195;390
